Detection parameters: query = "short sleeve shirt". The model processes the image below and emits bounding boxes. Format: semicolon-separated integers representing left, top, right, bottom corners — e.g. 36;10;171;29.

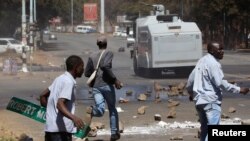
45;72;77;133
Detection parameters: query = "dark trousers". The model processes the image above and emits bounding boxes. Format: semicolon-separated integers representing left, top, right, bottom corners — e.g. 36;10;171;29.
45;132;72;141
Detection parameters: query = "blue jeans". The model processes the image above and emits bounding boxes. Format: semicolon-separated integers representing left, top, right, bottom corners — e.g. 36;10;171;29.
92;85;119;135
196;103;221;141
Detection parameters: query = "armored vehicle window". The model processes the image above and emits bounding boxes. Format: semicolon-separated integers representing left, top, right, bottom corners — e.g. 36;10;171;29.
139;31;149;43
168;26;181;30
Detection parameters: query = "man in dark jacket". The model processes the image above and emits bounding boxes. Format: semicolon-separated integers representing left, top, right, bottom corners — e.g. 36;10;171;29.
85;35;123;141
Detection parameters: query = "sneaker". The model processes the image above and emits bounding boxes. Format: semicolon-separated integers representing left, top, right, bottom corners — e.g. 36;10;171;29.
110;133;120;141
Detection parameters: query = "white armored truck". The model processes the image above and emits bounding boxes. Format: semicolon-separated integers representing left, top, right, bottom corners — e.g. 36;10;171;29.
132;4;202;78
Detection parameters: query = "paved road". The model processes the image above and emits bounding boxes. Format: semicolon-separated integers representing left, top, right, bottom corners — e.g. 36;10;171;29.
1;32;250;109
1;32;250;141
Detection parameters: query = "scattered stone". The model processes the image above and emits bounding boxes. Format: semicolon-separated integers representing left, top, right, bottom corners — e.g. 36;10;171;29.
168;82;187;96
119;97;129;103
90;122;105;129
154;81;164;91
233;117;241;123
181;89;189;96
154;81;163;97
18;133;33;141
126;90;133;96
241;119;250;125
177;82;186;94
138;94;147;101
154;114;162;121
137;106;148;115
170;136;183;140
228;107;236;113
86;107;93;115
87;128;97;137
155;98;161;103
177;82;186;90
132;115;138;119
168;86;179;96
167;100;180;108
221;113;230;119
167;107;176;118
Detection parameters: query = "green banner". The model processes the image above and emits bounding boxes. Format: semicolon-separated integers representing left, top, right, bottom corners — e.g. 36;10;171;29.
6;97;89;139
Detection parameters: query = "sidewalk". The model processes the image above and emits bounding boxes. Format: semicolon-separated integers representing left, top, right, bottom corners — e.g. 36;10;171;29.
0;49;64;75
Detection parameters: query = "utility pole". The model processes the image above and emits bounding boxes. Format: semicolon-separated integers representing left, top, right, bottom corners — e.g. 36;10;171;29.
181;0;183;19
33;0;37;51
100;0;104;34
71;0;73;32
179;0;183;20
223;0;227;49
21;0;28;72
29;0;34;72
34;0;36;22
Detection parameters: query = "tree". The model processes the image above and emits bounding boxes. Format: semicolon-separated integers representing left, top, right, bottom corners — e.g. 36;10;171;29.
0;0;249;49
0;0;21;37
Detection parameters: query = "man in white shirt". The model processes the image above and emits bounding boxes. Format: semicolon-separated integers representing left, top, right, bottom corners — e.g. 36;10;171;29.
40;55;85;141
186;42;249;141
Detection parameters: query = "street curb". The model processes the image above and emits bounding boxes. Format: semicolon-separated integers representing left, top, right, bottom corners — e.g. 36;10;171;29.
236;49;250;53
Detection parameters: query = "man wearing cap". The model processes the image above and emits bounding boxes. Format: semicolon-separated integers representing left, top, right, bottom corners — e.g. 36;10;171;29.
85;35;123;141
